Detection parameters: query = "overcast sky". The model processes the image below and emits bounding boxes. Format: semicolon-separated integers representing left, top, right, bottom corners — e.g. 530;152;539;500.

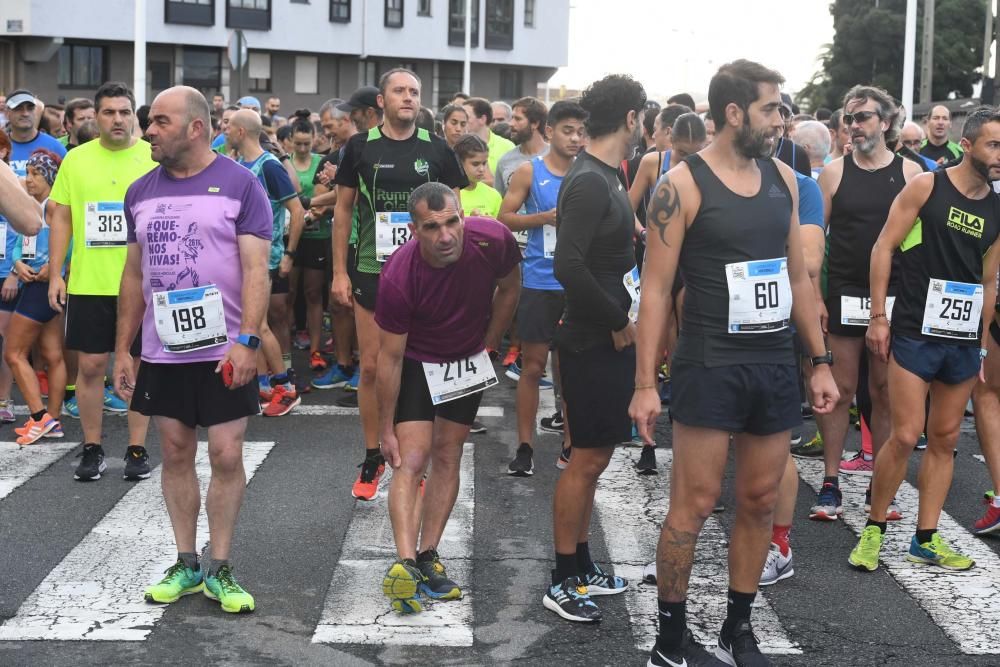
548;0;836;102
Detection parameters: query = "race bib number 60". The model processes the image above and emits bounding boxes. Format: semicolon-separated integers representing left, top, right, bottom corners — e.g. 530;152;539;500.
726;257;792;333
85;201;127;247
422;350;498;406
375;211;412;262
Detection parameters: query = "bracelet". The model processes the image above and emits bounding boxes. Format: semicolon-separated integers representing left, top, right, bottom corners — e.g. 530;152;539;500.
870;313;887;320
634;383;657;390
981;348;989;360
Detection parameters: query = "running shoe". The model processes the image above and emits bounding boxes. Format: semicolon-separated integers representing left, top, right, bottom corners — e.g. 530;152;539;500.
352;453;385;500
344;367;361;392
808;482;842;521
648;629;716;667
716;618;768;667
74;444;107;481
556;444;571;470
203;565;255;613
973;492;1000;535
905;533;975;570
62;396;80;419
507;443;534;477
581;563;628;595
335;392;359;408
863;489;903;521
542;575;601;623
839;451;874;476
15;412;57;445
103;386;128;413
293;330;310;350
848;525;884;572
124;445;152;480
415;548;462;600
382;559;425;614
262;385;300;417
540;410;564;433
790;429;803;447
504;360;553;389
501;346;520;367
790;432;823;458
0;399;15;424
642;561;656;584
915;433;928;450
144;559;204;603
309;351;328;371
636;444;658;475
469;420;487;434
759;543;794;586
311;364;352;389
849;404;860;428
258;375;273;402
37;371;49;399
43;421;64;439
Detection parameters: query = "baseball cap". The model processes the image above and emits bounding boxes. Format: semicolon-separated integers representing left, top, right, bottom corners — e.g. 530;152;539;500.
336;86;379;112
779;92;798;116
7;89;36;109
237;96;262;110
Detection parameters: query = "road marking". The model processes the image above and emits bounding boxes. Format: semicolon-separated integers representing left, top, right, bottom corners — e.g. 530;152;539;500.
796;458;1000;655
0;441;275;641
286;405;502;418
536;387;557;435
595;448;800;654
973;454;986;465
313;443;475;646
0;441;78;501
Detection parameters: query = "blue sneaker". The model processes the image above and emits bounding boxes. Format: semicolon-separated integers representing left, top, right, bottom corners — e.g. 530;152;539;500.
312;365;352;390
344;367;360;392
62;396;80;419
103;386;128;413
504;361;553;389
581;563;628;595
542;575;601;623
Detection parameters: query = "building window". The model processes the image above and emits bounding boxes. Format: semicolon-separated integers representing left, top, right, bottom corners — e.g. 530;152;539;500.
150;61;173;91
417;0;430;15
165;0;215;26
485;0;513;50
182;48;222;93
448;0;479;47
58;45;105;88
248;52;271;91
524;0;534;27
437;61;463;109
499;68;522;99
385;0;403;27
330;0;350;22
295;55;319;94
227;0;271;30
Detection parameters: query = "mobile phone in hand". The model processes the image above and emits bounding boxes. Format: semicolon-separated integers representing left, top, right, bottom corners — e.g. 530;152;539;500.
222;360;234;387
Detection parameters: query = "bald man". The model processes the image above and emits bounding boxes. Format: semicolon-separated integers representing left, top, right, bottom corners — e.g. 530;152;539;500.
898;121;937;171
114;85;272;612
920;105;963;165
790;119;831;178
226;109;306;417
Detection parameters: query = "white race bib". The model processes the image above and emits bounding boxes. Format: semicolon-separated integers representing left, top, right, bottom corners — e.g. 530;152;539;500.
623;265;641;323
84;201;127;247
840;295;896;326
20;232;36;261
375;211;412;262
726;257;792;333
513;229;529;248
0;222;6;260
542;225;557;259
422;350;498;406
921;278;983;340
153;285;228;353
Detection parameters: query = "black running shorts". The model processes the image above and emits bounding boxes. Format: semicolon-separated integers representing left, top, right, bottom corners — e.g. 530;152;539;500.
516;288;565;344
65;294;142;356
130;360;260;428
557;340;635;448
394;356;483;426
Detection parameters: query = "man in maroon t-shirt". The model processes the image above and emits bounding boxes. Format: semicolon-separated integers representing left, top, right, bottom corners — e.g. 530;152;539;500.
375;182;521;613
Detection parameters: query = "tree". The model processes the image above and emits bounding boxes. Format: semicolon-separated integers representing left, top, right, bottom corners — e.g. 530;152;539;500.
797;0;986;112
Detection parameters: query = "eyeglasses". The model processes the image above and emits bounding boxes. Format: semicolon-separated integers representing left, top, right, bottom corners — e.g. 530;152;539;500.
901;139;923;148
843;110;880;126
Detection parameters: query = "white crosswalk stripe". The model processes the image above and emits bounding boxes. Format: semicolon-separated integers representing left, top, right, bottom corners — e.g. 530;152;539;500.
0;441;78;501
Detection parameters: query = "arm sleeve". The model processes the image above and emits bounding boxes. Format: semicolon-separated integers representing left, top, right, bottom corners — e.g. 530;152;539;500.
261;160;296;203
237;175;276;240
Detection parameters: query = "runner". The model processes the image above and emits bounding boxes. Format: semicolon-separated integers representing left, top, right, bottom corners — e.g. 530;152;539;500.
494;97;549;197
377;182;520;613
59;98;96;151
47;81;156;482
6;89;66;176
113;85;271;614
454;135;502;218
627;111;706;222
440;104;470;149
542;75;644;625
630;60;837;665
498;100;587;474
920;105;963;166
849;105;1000;573
331;68;468;501
462;97;516;184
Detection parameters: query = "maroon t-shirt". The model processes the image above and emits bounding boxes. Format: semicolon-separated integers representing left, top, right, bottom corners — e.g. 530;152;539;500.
375;216;521;363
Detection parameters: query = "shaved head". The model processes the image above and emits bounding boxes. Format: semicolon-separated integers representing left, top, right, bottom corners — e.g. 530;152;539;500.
179;86;212;140
230;109;262;138
146;85;216;170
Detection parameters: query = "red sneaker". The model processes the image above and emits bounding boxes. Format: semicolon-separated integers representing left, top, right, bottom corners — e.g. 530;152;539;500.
501;347;520;367
352;455;385;501
973;492;1000;535
263;385;301;417
309;351;328;372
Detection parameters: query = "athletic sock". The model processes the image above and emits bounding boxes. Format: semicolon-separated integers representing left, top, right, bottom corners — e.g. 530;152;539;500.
365;447;381;460
866;519;887;534
208;559;230;577
992;493;1000;509
553;552;577;584
722;589;756;637
771;524;791;556
823;475;839;487
575;541;594;574
31;409;46;421
178;552;199;571
915;528;936;545
656;599;687;651
65;385;75;400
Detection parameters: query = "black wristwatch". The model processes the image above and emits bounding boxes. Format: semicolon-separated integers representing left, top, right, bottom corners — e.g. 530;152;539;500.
810;351;834;367
283;249;296;257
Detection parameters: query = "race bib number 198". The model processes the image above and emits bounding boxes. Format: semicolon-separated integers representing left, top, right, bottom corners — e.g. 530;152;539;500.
153;285;228;353
422;350;498;406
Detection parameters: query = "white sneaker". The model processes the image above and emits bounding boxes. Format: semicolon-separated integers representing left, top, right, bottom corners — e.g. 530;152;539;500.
642;561;656;584
759;543;794;586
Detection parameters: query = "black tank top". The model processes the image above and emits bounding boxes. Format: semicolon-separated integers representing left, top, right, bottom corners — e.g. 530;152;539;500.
891;169;1000;345
674;155;796;367
827;153;907;292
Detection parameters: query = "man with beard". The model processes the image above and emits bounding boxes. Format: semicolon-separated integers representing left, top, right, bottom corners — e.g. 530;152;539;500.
630;60;837;666
809;87;923;525
494;97;549;197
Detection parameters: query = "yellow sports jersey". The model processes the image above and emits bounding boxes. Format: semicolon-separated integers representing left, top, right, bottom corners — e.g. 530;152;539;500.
487;130;515;177
460;182;503;219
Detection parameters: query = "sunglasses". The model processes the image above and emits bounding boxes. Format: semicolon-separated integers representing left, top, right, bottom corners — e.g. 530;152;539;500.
843;110;880;126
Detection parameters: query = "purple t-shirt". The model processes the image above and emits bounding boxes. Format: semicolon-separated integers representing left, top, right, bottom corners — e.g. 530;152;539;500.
124;154;272;364
376;216;521;363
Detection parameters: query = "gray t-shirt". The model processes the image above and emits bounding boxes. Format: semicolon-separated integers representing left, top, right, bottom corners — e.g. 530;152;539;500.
495;144;549;197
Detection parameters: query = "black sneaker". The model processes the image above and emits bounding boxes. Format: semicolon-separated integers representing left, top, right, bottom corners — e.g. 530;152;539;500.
74;444;107;481
335;393;359;408
556;444;571;470
717;618;770;666
542;574;601;623
648;629;716;666
636;444;658;475
468;420;487;434
123;445;151;480
540;410;564;433
415;548;462;600
507;443;534;476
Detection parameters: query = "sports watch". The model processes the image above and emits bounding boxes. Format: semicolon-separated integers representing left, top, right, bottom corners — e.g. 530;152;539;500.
236;334;261;350
810;351;834;367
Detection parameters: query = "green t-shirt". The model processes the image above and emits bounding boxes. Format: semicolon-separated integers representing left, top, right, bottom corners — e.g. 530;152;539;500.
296;153;331;240
49;139;157;295
487;130;515;177
460;182;502;219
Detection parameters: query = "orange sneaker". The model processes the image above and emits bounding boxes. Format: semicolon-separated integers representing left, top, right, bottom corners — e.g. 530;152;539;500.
309;351;328;371
16;412;58;445
502;346;520;367
263;385;301;417
352;454;385;501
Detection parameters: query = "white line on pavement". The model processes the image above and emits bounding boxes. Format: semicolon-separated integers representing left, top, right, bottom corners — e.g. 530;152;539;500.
312;443;475;647
0;441;275;641
973;454;986;465
796;458;1000;655
281;405;503;418
0;441;78;501
595;448;800;655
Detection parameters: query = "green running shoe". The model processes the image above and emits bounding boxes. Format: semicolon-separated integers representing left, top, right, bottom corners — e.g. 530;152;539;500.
144;560;204;603
416;549;462;600
382;559;425;614
848;525;884;572
905;533;975;570
790;432;824;458
203;565;255;613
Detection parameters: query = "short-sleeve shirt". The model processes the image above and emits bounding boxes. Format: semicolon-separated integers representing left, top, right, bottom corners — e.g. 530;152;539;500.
486;131;515;177
795;173;824;228
10;132;67;177
375;216;521;363
240;152;297;269
460;182;502;219
124;154;272;364
48;139;157;296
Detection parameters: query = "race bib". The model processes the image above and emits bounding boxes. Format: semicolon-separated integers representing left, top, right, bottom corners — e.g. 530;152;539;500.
623;265;641;323
513;229;529;248
542;225;557;259
921;278;983;339
0;222;6;260
840;295;896;326
85;201;127;247
375;211;412;262
153;285;228;353
422;350;498;406
20;232;36;261
726;258;792;333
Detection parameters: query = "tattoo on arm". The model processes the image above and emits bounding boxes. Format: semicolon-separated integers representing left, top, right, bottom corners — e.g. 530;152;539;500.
648;175;681;246
656;523;699;601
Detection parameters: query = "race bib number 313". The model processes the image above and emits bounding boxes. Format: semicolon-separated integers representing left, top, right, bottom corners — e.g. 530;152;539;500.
375;212;412;262
422;350;498;406
726;258;792;333
921;278;982;339
85;201;127;247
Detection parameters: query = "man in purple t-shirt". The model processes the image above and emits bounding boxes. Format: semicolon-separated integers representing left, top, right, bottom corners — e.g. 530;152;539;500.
375;182;521;613
111;86;272;615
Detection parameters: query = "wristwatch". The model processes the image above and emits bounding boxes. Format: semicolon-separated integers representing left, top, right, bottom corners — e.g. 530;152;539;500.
236;334;261;350
810;351;834;367
283;249;296;257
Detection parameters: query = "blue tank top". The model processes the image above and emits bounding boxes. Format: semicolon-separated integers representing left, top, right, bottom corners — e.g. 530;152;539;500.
0;215;21;275
523;156;563;291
